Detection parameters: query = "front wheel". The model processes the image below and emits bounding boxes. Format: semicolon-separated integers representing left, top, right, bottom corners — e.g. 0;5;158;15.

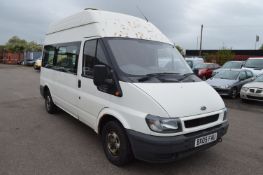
101;121;133;166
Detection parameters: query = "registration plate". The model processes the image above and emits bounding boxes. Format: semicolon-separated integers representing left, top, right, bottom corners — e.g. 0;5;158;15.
195;133;217;147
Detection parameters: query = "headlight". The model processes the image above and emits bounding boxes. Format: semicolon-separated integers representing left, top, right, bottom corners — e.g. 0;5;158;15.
223;108;228;121
242;87;249;92
145;115;182;133
220;85;230;89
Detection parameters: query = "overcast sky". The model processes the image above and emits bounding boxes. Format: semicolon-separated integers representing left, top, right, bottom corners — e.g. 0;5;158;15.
0;0;263;49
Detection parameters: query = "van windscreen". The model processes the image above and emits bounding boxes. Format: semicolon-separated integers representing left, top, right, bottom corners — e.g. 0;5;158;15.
107;38;192;76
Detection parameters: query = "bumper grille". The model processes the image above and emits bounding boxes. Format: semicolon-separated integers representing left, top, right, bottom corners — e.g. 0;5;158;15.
184;114;219;128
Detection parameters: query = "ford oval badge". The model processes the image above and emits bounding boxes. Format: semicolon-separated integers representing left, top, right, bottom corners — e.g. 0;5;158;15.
201;106;207;111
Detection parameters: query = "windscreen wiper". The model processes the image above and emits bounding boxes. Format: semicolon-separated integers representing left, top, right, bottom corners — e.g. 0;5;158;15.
138;73;180;82
178;73;195;81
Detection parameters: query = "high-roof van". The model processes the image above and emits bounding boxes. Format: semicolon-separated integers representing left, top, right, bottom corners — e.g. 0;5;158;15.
40;9;229;166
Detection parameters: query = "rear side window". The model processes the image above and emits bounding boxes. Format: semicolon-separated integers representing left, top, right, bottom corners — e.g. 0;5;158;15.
82;39;108;78
42;42;81;74
43;45;56;67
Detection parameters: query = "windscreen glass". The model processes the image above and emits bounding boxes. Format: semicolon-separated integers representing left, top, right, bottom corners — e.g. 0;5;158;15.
214;70;240;80
107;39;192;76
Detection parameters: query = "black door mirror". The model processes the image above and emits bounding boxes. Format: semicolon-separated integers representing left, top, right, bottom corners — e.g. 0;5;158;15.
93;65;108;86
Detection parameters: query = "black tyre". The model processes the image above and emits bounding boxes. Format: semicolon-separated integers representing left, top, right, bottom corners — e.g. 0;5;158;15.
45;90;57;114
101;121;133;166
230;87;238;99
202;76;206;81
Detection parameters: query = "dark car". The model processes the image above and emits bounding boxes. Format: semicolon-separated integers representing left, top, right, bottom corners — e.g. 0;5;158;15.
206;69;254;98
193;63;220;80
213;61;244;76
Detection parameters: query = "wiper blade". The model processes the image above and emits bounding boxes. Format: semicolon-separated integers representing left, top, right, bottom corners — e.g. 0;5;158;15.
138;73;180;82
178;73;195;81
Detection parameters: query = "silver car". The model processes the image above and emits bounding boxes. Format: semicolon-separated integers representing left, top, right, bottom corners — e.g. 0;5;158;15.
240;74;263;102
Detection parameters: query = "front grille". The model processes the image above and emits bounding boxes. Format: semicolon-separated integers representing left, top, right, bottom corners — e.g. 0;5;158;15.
247;95;263;101
184;114;219;128
256;89;263;93
250;89;255;93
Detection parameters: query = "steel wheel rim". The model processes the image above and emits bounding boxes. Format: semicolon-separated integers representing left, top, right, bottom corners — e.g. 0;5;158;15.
107;131;120;156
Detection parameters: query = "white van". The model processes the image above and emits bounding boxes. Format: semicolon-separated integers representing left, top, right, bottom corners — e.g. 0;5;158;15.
40;9;228;166
242;57;263;76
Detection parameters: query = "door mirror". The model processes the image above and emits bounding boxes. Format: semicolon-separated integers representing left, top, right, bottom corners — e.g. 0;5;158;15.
93;65;108;86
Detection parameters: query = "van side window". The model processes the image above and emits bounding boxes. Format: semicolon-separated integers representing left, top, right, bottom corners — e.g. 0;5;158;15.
43;45;56;67
56;45;80;74
43;42;80;74
82;39;108;77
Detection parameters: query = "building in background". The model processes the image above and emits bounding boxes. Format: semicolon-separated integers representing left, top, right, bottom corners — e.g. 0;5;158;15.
186;50;263;61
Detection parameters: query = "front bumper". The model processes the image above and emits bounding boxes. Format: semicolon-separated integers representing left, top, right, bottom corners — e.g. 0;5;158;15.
240;92;263;102
127;122;229;163
213;87;232;96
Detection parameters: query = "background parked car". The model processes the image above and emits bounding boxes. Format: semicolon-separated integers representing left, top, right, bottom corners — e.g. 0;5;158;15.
206;69;254;98
240;74;263;102
242;57;263;76
193;63;220;80
24;52;42;66
185;57;204;70
33;58;42;70
213;61;244;76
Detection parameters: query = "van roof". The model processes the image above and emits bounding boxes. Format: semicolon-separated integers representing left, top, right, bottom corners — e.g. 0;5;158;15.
46;9;171;44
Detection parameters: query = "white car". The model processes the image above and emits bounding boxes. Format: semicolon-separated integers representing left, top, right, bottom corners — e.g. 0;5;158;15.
240;74;263;102
185;57;204;70
40;9;228;166
242;57;263;76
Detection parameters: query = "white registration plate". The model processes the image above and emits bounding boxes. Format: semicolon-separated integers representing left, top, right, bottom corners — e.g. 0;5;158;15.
195;133;217;147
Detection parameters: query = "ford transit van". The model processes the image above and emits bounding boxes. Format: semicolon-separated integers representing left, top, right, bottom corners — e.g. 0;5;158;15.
40;9;229;166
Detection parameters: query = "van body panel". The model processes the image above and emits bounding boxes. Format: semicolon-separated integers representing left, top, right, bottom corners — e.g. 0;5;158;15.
45;10;171;45
134;82;225;117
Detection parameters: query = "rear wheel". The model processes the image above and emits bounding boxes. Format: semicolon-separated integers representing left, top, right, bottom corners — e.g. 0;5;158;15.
202;76;206;81
45;90;57;114
101;121;133;166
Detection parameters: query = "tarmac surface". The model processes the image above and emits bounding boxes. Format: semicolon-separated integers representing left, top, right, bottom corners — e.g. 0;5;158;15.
0;64;262;175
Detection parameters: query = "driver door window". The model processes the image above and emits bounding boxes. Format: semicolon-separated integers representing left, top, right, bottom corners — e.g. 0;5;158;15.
239;71;247;80
82;39;108;78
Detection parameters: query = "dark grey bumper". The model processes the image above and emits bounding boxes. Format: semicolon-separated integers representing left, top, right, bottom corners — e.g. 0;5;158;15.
127;122;229;163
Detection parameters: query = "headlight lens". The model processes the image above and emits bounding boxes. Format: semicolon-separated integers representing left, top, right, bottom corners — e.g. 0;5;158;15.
242;87;249;92
145;115;182;133
223;108;228;121
220;85;230;89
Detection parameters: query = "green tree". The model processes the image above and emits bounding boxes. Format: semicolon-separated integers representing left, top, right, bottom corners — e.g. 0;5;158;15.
203;47;235;65
5;36;42;52
5;36;27;52
259;44;263;50
175;45;184;55
26;41;42;52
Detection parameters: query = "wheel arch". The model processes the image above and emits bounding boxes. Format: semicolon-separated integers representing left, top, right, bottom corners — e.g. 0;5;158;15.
96;108;130;135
